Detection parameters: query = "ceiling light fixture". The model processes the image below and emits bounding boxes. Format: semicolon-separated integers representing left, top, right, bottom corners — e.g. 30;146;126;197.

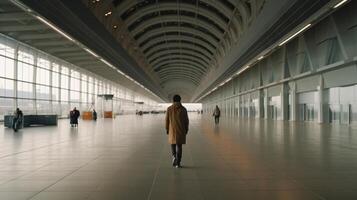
333;0;348;8
84;48;99;58
36;16;75;42
258;56;264;60
10;0;32;12
100;58;115;69
116;69;125;75
279;23;311;46
105;11;112;17
100;58;157;98
236;65;250;75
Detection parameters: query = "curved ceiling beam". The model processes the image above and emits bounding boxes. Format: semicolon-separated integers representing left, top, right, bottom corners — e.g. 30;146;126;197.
155;62;207;74
160;75;200;85
151;56;208;71
157;67;204;78
149;52;210;66
115;0;233;23
131;15;223;39
139;31;218;50
145;42;213;59
141;35;216;52
143;39;215;57
199;0;243;40
157;66;205;77
125;2;227;32
163;80;197;91
148;47;211;62
159;70;202;80
161;77;199;86
158;73;201;84
227;0;250;27
136;26;219;45
115;0;138;17
160;72;200;80
115;0;243;45
148;49;211;64
200;0;234;17
154;60;208;73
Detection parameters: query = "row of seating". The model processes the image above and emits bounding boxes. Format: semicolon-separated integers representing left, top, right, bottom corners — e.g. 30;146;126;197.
4;115;58;128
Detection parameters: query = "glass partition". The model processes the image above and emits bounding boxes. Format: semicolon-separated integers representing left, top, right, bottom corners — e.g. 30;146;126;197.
0;34;158;120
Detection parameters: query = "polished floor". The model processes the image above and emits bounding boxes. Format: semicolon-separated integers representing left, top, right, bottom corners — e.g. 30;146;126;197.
1;114;357;200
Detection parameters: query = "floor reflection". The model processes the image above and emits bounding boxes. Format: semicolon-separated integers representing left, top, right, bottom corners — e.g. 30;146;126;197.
0;114;356;199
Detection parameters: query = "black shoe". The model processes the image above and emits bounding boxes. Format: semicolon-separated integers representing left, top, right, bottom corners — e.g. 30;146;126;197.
175;164;182;168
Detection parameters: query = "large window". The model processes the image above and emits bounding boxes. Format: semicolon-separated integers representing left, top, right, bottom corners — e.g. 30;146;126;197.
0;34;157;119
17;51;34;82
0;44;14;79
0;79;14;97
36;58;50;85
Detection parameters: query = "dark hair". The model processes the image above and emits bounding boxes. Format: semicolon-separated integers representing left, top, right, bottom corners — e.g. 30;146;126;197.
173;95;181;102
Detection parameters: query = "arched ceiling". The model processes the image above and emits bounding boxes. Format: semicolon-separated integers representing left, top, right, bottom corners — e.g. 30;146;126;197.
85;0;266;101
6;0;334;102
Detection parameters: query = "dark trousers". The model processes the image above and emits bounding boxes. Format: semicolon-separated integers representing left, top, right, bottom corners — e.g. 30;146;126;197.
171;144;182;164
12;117;18;129
214;116;220;124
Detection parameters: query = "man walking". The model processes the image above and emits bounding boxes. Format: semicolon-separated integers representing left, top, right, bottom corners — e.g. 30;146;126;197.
213;105;221;124
165;95;189;168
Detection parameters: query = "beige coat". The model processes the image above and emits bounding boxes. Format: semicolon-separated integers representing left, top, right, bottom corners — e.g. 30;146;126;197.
165;102;189;144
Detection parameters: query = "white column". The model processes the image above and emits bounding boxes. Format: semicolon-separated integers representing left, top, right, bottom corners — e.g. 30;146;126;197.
317;75;324;123
79;73;82;111
281;83;288;121
14;44;19;109
237;96;240;118
247;94;251;118
259;89;264;119
264;89;268;119
290;82;297;121
33;53;37;114
49;62;53;114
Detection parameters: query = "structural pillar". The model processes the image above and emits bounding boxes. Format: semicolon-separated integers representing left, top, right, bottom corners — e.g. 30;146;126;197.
236;96;240;118
247;94;251;118
259;89;264;119
317;75;324;123
281;83;289;121
290;81;297;121
264;88;268;119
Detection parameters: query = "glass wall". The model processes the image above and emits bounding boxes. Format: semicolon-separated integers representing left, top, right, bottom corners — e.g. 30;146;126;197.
324;85;357;125
268;96;281;120
0;34;158;120
297;91;318;122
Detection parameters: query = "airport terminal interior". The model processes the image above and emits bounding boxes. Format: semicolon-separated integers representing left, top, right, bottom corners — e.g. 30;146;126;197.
1;0;357;199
